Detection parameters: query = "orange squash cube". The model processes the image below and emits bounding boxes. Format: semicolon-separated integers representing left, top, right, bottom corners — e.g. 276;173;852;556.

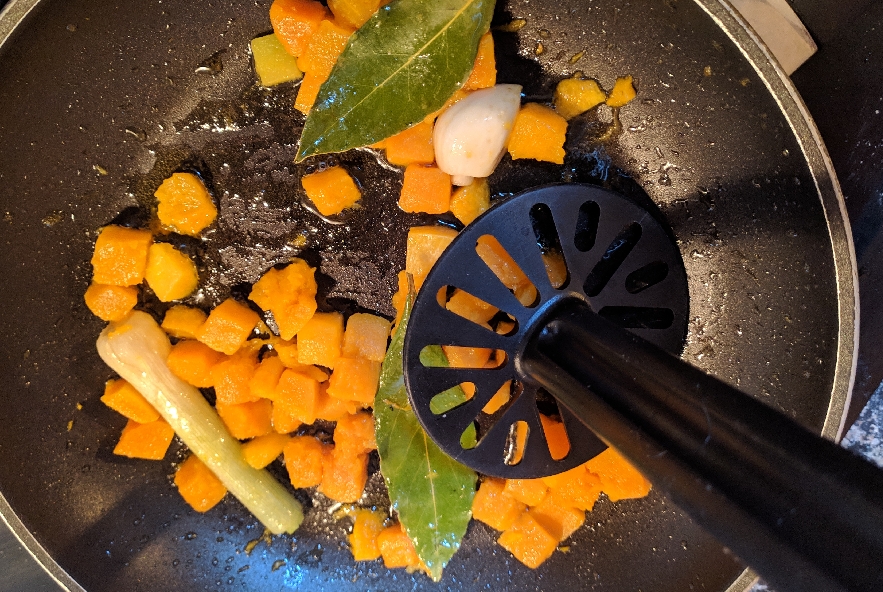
449;177;490;225
144;242;199;302
606;75;637;108
348;509;385;561
196;298;261;355
584;447;651;502
475;235;536;305
342;313;391;362
84;283;138;322
113;418;175;460
270;0;330;58
91;225;152;286
211;352;261;405
328;0;381;29
161;305;208;339
544;465;602;511
377;523;420;569
442;345;493;369
216;399;273;440
405;226;458;290
301;166;362;217
539;414;571;460
154;172;217;236
326;357;382;404
334;411;376;455
296;18;353;77
271;401;303;434
241;431;291;469
294;69;327;114
399;165;452;214
101;378;159;424
384;120;435;167
320;447;368;502
472;477;526;531
174;454;227;512
554;77;607;120
445;289;497;325
497;511;558;569
249;355;287;400
482;381;512;414
284;435;330;488
296;311;344;368
507;103;568;164
249;258;317;341
315;389;360;421
529;496;585;542
167;339;226;388
463;33;496;91
274;368;322;424
504;478;549;507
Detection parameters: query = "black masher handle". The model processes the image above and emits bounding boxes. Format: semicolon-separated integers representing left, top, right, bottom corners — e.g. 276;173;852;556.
522;298;883;592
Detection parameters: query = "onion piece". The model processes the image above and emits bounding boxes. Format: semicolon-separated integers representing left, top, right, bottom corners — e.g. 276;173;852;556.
96;311;304;535
433;84;523;186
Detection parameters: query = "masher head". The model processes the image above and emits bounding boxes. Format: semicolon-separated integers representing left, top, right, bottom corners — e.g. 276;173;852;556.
403;184;690;478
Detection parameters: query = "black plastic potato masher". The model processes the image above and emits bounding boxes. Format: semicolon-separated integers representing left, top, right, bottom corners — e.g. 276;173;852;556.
403;184;883;592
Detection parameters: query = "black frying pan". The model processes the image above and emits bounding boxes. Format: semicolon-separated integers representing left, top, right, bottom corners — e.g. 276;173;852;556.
0;0;856;590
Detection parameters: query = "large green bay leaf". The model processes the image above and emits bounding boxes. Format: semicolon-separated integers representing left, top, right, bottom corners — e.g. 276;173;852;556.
374;288;476;581
296;0;495;161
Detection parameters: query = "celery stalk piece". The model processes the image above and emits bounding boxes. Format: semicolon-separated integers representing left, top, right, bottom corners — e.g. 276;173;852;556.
96;311;304;534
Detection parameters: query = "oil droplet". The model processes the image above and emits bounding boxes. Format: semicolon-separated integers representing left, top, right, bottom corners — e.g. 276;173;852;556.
172;559;180;567
538;28;551;39
703;65;712;76
66;420;74;431
93;164;108;176
66;24;77;32
496;18;526;32
185;532;198;540
272;559;286;571
195;50;225;75
125;127;148;141
569;50;585;64
3;212;12;223
42;210;65;227
535;42;545;56
740;78;750;87
658;173;672;186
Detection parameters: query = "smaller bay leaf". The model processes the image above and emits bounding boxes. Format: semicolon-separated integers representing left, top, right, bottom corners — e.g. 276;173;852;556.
374;285;477;581
296;0;495;161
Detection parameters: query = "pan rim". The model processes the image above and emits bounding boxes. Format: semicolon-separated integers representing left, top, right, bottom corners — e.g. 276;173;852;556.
0;0;858;590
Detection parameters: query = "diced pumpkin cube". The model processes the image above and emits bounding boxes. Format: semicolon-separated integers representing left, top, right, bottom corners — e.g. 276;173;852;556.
472;478;526;531
342;313;391;362
294;69;326;114
161;305;208;339
449;177;490;225
211;352;261;406
391;270;409;329
272;340;331;382
529;496;585;542
174;454;227;512
463;33;496;91
504;478;549;507
249;258;318;341
334;411;376;455
544;465;602;511
583;447;651;502
216;399;273;440
405;226;458;290
423;88;471;125
399;165;452;214
167;339;226;388
284;435;330;488
315;389;360;421
553;77;607;120
326;357;381;404
241;432;291;469
542;251;568;289
84;283;138;322
348;509;385;561
606;75;637;108
196;298;261;355
91;225;152;286
101;378;159;424
144;242;199;302
297;311;344;368
384;120;435;167
320;447;369;503
329;0;382;29
296;18;353;77
154;172;217;236
507;102;568;164
269;0;330;58
377;523;420;569
482;381;511;414
271;400;303;434
301;166;362;217
475;235;536;305
274;368;322;425
113;418;175;460
497;511;558;569
445;289;497;325
539;414;570;460
251;33;303;87
442;345;493;369
249;355;287;400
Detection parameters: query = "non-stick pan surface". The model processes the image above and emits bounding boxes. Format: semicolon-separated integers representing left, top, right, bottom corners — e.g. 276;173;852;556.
0;0;855;590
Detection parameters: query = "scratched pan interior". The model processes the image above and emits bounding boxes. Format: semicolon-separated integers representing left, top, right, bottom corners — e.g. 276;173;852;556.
0;0;854;590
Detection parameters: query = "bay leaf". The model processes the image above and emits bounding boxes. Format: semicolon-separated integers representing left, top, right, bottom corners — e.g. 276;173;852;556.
296;0;495;161
374;287;477;581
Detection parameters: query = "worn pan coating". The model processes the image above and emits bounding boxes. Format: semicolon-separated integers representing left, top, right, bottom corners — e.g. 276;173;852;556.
0;0;856;590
